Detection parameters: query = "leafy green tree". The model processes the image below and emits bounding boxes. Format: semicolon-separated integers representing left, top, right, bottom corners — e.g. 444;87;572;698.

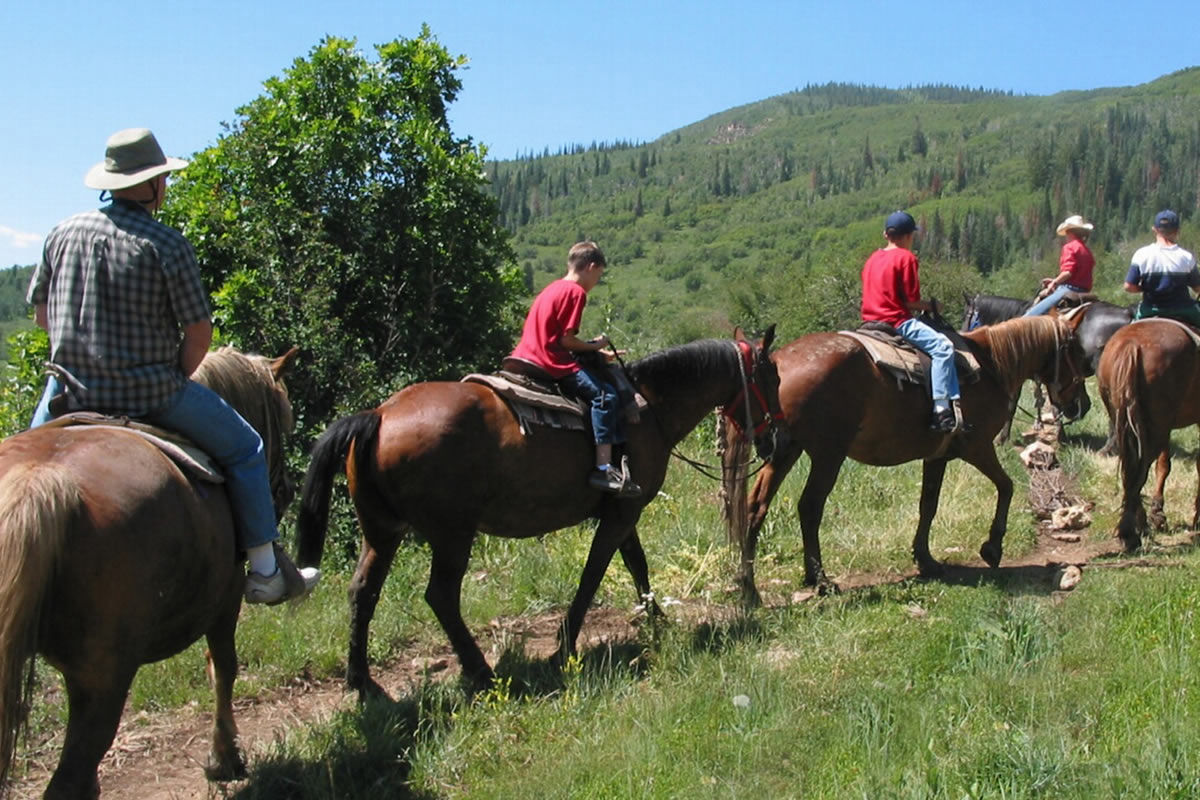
0;327;47;437
164;30;522;436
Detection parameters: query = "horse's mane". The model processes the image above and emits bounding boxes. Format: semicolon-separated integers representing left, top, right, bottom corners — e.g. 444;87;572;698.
191;347;293;497
971;316;1065;386
626;339;737;391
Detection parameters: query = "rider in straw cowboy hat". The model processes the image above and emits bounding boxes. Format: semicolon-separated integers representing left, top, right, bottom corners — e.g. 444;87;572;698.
1024;214;1095;316
27;127;319;605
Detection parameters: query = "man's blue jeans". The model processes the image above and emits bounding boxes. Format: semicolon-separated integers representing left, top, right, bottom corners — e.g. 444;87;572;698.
30;377;279;550
1024;284;1085;317
560;366;624;445
896;318;960;403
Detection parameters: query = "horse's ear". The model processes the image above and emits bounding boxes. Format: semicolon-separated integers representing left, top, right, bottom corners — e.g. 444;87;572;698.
270;347;300;380
733;326;747;342
760;323;776;354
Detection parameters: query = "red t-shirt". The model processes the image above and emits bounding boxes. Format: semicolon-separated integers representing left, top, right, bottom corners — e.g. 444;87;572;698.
1059;238;1094;290
510;278;586;378
861;247;921;327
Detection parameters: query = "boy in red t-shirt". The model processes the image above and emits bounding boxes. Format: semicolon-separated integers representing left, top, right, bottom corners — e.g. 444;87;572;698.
861;211;963;433
510;241;641;495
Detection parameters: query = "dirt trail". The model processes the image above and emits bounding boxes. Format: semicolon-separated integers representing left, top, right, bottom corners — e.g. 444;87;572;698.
13;523;1170;800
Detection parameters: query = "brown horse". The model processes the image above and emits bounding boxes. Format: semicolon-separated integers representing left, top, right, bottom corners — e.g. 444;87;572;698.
1097;318;1200;549
722;315;1088;605
296;330;781;693
0;347;297;799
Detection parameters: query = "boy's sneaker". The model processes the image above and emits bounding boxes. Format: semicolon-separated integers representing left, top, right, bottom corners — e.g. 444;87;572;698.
245;550;321;605
929;407;959;434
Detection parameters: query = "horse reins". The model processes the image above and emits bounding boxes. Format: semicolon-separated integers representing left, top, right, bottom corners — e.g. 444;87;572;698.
609;337;777;480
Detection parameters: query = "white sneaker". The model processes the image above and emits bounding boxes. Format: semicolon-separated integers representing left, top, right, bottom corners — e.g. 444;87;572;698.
245;565;320;605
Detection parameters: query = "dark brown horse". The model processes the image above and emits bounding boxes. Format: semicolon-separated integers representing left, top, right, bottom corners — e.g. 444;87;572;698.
1097;318;1200;548
296;330;780;693
723;315;1088;605
0;347;297;799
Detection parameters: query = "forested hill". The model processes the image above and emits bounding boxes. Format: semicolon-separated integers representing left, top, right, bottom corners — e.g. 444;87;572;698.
486;69;1200;347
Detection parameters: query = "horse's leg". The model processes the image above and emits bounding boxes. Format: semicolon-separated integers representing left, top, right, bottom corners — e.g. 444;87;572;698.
1116;438;1156;551
618;533;661;617
346;539;399;699
1193;438;1200;530
553;518;633;665
912;458;949;576
996;392;1017;445
738;446;803;607
204;604;246;781
965;444;1014;568
798;452;846;592
425;535;493;689
44;670;135;800
1150;448;1171;532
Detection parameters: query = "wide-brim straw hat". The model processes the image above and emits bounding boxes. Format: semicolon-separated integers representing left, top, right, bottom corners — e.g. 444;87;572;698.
84;128;189;190
1056;214;1095;236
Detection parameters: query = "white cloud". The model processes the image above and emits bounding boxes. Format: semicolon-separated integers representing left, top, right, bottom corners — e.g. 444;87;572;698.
0;225;43;249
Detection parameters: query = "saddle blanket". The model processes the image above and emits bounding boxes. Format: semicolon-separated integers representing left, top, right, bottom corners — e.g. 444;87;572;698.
38;412;223;483
837;329;982;389
461;371;648;435
1129;316;1200;347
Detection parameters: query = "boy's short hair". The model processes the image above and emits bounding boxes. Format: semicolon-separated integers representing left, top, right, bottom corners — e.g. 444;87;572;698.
568;241;606;270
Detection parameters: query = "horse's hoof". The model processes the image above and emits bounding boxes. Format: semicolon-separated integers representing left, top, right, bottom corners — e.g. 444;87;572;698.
205;753;247;782
815;578;841;596
1117;533;1142;553
916;558;944;578
979;542;1002;569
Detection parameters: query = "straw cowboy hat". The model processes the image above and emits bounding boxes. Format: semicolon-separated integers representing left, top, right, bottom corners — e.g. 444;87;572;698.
1055;215;1095;236
84;128;188;190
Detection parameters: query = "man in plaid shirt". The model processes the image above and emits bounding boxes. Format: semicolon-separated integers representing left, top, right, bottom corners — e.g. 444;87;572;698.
27;128;318;605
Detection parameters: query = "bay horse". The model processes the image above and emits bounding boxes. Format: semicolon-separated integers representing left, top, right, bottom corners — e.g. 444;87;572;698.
722;314;1087;605
963;293;1132;444
0;347;298;799
1097;318;1200;548
296;330;781;693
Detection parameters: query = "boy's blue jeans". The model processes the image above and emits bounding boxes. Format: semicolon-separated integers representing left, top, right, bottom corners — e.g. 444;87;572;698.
31;376;279;549
559;365;624;445
896;318;960;403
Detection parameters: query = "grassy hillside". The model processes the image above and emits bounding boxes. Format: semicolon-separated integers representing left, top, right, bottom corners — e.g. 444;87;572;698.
488;70;1200;349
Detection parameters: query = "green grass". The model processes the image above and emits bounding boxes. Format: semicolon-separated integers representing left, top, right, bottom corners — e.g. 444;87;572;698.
20;382;1200;797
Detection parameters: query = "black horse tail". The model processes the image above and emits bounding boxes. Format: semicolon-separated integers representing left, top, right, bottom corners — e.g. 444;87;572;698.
1109;344;1146;496
296;411;382;567
0;462;76;790
719;415;751;548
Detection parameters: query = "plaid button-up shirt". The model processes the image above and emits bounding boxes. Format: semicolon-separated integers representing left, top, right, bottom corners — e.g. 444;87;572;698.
27;199;212;415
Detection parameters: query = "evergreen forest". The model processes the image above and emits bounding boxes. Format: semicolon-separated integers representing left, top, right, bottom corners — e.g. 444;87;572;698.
486;68;1200;346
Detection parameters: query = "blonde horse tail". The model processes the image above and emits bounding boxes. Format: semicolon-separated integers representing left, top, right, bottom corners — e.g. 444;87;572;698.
719;415;751;548
0;462;76;789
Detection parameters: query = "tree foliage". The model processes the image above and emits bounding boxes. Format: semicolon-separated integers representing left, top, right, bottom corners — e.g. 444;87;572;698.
163;30;523;437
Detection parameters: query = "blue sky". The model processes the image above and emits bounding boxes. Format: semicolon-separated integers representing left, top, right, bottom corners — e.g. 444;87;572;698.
2;0;1197;270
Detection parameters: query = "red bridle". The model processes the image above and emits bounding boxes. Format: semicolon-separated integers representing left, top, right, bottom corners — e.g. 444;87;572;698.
721;339;781;439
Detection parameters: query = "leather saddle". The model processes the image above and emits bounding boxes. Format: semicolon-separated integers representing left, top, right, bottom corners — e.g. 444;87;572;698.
462;357;645;434
839;322;982;392
37;412;224;483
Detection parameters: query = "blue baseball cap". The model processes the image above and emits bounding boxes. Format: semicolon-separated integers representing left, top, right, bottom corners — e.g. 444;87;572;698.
1155;209;1181;230
885;210;918;235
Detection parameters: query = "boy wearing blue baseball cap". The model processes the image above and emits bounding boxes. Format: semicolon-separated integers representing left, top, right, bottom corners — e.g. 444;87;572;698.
861;210;963;433
1124;209;1200;326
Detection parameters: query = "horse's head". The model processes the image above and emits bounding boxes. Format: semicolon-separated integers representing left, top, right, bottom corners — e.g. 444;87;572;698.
722;325;784;462
1040;313;1090;419
193;346;300;518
